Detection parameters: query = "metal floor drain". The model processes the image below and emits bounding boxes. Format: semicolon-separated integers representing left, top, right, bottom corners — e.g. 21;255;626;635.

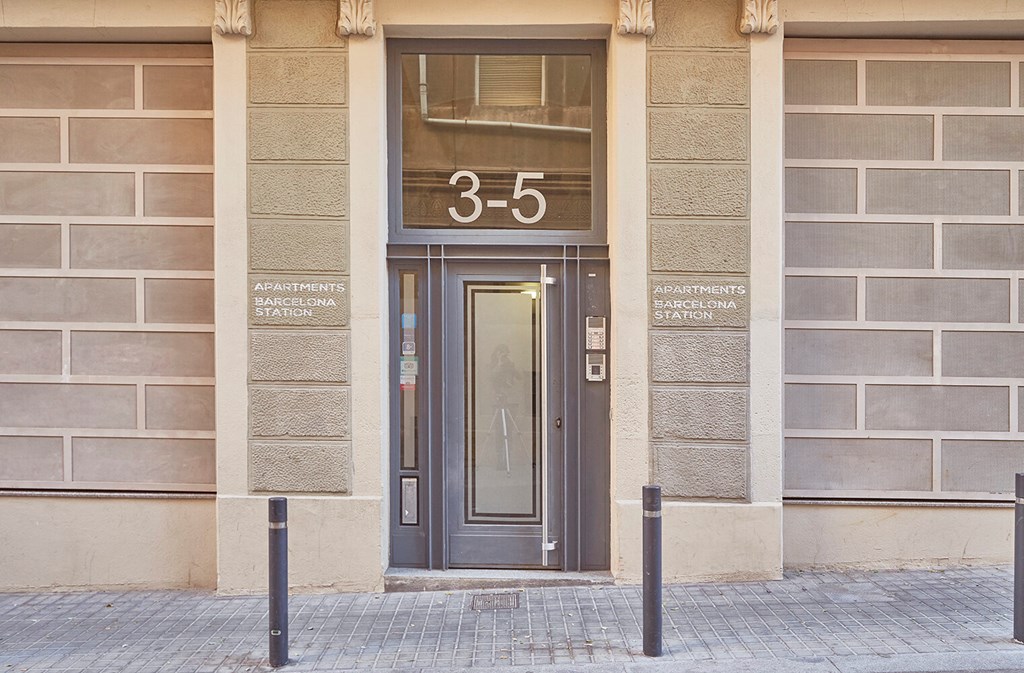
471;593;520;610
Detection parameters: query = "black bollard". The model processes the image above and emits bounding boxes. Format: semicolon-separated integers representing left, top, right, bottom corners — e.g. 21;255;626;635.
643;485;663;657
269;497;289;667
1015;475;1024;643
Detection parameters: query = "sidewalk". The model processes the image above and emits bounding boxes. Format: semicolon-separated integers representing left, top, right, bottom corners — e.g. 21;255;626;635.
2;565;1023;673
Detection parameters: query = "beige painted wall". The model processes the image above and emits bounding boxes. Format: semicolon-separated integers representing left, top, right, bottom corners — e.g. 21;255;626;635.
0;495;215;590
784;503;1014;569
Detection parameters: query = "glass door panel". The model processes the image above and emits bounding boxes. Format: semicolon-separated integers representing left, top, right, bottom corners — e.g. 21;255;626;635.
465;283;541;523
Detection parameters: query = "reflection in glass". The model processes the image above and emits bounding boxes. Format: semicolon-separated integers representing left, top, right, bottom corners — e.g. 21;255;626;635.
465;282;541;522
401;53;593;230
399;272;418;470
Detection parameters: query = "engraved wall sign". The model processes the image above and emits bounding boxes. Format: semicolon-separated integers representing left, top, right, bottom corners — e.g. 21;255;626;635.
250;276;349;326
649;277;749;327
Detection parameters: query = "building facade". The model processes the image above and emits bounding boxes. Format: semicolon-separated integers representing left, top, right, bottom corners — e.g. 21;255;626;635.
1;0;1022;592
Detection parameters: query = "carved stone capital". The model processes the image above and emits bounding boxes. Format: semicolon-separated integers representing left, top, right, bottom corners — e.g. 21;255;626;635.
616;0;655;37
337;0;376;38
739;0;779;35
214;0;252;36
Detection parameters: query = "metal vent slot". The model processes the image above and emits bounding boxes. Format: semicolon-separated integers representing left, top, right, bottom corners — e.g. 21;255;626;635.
470;593;520;610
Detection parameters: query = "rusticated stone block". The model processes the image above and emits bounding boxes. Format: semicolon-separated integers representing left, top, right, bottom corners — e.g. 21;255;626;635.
650;165;748;218
249;165;348;218
250;331;349;382
649;52;748;106
653;444;748;499
651;387;747;441
250;386;350;438
249;0;347;49
651;332;747;383
249;220;348;273
250;442;351;493
651;0;748;49
650;221;748;273
649;109;749;162
249;275;349;327
249;53;346;105
249;108;347;162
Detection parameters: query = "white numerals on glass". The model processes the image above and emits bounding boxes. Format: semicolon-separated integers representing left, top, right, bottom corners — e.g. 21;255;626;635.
448;170;546;225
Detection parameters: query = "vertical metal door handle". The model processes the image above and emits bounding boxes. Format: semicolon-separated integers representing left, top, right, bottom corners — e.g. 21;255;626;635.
539;264;556;565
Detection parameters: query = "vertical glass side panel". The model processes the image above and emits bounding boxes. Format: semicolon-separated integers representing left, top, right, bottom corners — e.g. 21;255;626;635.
464;282;542;523
399;272;419;470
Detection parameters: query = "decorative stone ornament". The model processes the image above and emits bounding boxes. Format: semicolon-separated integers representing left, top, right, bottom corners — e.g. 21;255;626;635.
213;0;252;36
739;0;779;35
616;0;655;36
337;0;377;37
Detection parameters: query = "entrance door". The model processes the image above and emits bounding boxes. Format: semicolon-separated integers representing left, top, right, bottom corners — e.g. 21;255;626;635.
445;261;563;568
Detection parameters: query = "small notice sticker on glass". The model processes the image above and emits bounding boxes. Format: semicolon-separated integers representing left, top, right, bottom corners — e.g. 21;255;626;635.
400;374;416;390
400;356;418;376
401;313;416;328
402;341;416;355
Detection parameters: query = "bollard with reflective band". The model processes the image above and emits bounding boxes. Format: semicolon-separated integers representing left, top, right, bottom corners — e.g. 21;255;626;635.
643;485;663;657
269;497;289;667
1015;475;1024;644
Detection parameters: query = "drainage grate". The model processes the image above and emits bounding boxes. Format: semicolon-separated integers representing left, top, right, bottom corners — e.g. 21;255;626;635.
470;593;520;610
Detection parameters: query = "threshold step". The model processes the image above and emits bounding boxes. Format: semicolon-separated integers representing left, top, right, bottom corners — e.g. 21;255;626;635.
383;568;615;593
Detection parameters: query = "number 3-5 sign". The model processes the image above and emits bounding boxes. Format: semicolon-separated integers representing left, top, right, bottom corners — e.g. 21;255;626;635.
448;171;547;225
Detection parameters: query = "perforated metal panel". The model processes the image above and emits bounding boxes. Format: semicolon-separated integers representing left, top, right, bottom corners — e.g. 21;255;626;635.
783;40;1024;501
0;44;215;493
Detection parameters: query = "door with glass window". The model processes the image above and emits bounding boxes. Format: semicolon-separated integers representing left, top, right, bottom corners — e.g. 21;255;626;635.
445;261;563;568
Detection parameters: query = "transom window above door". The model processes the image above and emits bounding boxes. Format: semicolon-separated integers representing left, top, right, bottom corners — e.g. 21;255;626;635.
387;40;607;243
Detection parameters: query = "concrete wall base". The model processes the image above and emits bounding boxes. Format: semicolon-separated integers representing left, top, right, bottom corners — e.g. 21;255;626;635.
616;501;783;583
0;495;216;591
784;503;1014;569
216;495;383;594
